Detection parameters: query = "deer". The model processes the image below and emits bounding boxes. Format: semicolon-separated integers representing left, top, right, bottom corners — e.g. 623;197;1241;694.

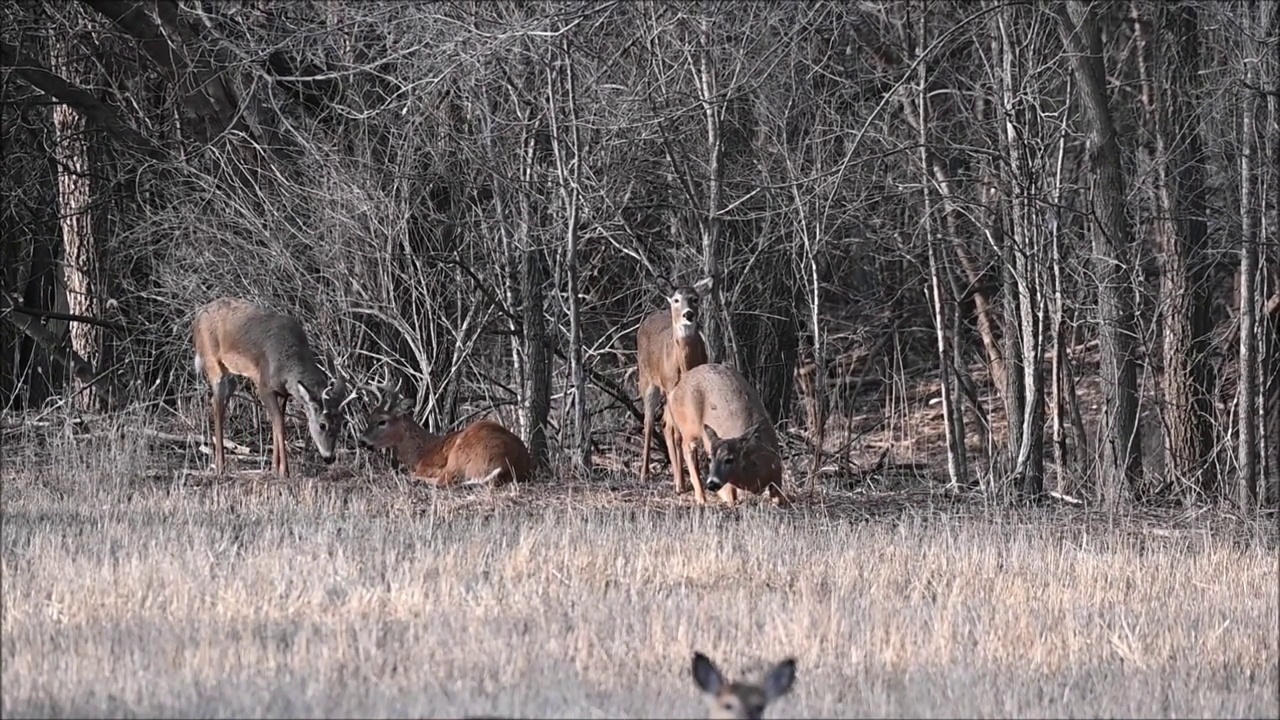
635;276;713;491
192;297;353;477
663;363;789;506
692;651;797;720
466;650;797;720
358;375;533;487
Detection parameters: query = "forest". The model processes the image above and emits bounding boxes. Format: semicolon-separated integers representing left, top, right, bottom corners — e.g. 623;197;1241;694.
2;0;1278;506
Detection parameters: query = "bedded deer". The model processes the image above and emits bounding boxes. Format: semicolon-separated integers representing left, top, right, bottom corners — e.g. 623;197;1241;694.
692;651;797;719
664;363;788;506
467;650;797;720
358;378;533;487
192;297;353;477
635;276;713;490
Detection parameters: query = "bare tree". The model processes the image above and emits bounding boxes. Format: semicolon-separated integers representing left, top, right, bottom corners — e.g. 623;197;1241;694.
49;6;101;411
547;32;591;475
1055;0;1143;507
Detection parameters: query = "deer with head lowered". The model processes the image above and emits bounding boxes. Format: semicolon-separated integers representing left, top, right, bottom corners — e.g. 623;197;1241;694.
192;297;354;477
635;276;713;491
358;375;533;487
664;363;789;506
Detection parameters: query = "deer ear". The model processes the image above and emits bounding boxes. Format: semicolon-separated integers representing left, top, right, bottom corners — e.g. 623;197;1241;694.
745;420;764;441
392;396;415;416
296;383;315;405
763;658;796;700
693;276;713;293
703;424;721;445
691;652;725;695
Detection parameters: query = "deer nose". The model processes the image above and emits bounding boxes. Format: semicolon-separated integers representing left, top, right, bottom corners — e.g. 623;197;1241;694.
682;309;696;323
322;455;336;465
705;473;725;492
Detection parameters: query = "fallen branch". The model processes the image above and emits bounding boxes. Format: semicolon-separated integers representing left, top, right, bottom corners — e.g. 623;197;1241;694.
6;300;126;332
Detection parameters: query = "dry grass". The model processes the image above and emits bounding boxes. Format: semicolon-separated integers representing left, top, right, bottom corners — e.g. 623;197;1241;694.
1;416;1277;719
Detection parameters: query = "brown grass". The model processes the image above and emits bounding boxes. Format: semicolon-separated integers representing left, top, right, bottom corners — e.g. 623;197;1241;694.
1;415;1277;719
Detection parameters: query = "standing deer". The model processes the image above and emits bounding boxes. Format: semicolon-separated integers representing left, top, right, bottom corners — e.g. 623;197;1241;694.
358;377;533;487
636;276;713;490
664;363;788;506
692;651;797;720
192;297;352;477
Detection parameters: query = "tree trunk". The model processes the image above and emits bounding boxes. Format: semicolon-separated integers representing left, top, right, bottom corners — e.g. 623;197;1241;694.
50;23;101;412
916;3;968;490
518;135;551;469
548;36;591;476
1055;0;1143;507
1261;1;1280;505
1132;1;1216;502
1235;0;1265;508
696;9;729;365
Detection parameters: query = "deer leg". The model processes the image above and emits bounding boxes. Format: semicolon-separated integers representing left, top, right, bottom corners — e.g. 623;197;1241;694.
767;483;792;508
717;484;738;506
259;389;288;477
684;435;707;505
664;415;685;494
278;393;291;472
210;374;231;474
639;384;659;485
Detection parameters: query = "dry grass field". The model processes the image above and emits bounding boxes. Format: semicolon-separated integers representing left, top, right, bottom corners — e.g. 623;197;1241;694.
2;413;1278;719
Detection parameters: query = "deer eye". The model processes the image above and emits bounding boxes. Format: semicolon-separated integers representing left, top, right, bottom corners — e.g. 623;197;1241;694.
724;457;735;465
319;422;328;431
377;419;387;428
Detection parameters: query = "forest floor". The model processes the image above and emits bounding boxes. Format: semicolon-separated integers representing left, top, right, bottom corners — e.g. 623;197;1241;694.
1;405;1277;718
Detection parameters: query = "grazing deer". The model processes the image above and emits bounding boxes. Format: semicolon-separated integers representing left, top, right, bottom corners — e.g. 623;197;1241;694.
664;363;788;506
636;276;713;490
358;377;533;487
692;651;797;720
192;297;352;477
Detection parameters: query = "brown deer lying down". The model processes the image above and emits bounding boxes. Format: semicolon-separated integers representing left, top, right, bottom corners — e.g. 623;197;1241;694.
358;377;532;487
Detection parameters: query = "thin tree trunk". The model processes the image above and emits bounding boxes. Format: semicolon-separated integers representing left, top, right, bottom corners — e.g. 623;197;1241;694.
917;2;968;490
1261;0;1280;505
695;8;730;366
1236;0;1263;508
547;37;590;475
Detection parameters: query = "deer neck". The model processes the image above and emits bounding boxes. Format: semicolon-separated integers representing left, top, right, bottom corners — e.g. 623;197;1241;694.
396;418;446;467
671;329;705;371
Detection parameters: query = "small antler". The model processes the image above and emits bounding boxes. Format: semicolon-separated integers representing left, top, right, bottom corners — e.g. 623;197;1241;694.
366;366;402;412
322;349;356;406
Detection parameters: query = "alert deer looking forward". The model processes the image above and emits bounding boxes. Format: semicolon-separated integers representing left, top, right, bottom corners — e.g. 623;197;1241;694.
192;297;353;477
664;363;788;506
692;651;797;720
635;276;713;490
467;650;797;720
358;377;533;487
